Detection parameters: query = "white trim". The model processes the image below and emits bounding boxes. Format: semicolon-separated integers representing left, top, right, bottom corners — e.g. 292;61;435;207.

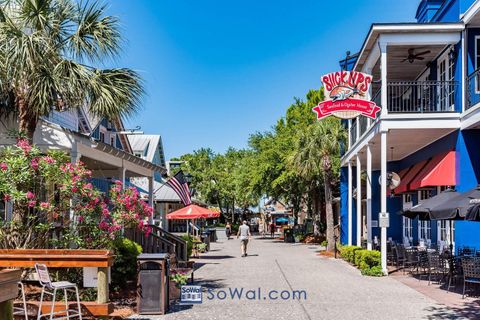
462;29;467;112
348;162;353;246
366;144;372;251
475;35;480;94
356;155;362;247
379;33;461;47
462;0;480;24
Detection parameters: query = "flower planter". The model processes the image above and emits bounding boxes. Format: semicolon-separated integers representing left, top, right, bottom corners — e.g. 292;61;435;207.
0;269;21;320
169;280;181;301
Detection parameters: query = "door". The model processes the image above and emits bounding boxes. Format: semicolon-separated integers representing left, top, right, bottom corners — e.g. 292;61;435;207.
402;194;413;245
437;51;455;111
418;190;432;246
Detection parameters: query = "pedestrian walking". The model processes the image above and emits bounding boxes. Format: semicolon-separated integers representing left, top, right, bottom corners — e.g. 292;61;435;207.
269;222;275;238
237;220;251;257
225;222;232;240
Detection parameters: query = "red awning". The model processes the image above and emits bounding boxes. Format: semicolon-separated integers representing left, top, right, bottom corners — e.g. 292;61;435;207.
166;204;220;220
394;159;429;194
409;151;456;190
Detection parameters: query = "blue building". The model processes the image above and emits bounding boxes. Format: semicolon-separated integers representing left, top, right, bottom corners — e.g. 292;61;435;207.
339;0;480;272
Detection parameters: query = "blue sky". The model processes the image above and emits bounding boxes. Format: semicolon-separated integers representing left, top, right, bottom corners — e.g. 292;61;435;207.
105;0;419;159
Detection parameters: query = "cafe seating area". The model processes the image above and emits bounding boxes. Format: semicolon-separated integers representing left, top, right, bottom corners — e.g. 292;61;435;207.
388;243;480;299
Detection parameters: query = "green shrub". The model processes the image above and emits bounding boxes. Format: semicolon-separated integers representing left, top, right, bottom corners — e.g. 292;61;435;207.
359;250;381;270
339;245;361;263
354;249;366;267
361;265;384;276
197;243;207;253
112;238;142;289
181;234;194;258
320;240;328;247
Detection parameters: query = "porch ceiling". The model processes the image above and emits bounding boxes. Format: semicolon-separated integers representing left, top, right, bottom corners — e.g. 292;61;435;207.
356;128;456;170
371;45;447;82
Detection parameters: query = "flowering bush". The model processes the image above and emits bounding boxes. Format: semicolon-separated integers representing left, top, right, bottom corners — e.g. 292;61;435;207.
0;139;154;250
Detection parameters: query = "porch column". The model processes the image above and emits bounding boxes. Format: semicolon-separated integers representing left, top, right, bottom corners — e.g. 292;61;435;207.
380;42;388;116
380;131;388;274
148;174;154;224
461;29;466;111
118;166;126;189
348;161;353;245
356;154;362;247
348;120;352;149
366;143;372;250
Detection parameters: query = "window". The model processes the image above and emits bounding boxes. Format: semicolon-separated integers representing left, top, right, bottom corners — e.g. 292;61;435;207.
437;50;455;111
402;194;413;244
109;134;116;148
476;36;480;92
418;190;432;243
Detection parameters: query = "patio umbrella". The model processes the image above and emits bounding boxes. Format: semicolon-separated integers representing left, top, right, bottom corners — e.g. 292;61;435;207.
166;204;220;220
167;204;220;235
429;186;480;220
465;203;480;221
276;217;289;223
399;189;460;220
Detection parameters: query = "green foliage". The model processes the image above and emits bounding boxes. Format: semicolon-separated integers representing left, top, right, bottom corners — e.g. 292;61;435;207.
340;246;383;277
197;243;207;253
111;238;142;290
181;234;194;258
170;271;190;288
320;240;328;247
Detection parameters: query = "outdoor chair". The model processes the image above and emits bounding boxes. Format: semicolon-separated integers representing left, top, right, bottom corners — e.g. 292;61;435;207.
404;248;420;275
417;250;430;281
395;245;407;272
35;263;82;320
419;252;446;285
13;281;28;319
461;257;480;299
446;255;462;292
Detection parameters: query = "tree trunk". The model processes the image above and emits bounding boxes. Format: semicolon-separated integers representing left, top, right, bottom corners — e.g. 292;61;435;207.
324;165;335;252
17;96;37;140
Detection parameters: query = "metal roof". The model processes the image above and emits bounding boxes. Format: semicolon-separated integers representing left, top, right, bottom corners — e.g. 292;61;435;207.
128;135;162;163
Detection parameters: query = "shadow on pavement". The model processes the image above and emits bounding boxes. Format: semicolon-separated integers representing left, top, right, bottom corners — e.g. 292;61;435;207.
198;255;235;260
424;303;480;319
194;278;227;290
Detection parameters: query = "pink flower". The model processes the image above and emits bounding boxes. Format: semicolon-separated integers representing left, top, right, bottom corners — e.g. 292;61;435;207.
16;139;31;154
42;156;55;164
30;158;39;170
4;194;11;201
0;163;7;171
39;202;50;210
115;180;123;186
77;216;84;223
99;221;109;230
26;191;35;199
28;200;36;207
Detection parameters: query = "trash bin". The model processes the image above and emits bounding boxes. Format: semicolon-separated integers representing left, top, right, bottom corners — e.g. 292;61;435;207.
137;253;170;315
284;228;294;243
208;228;217;242
201;231;211;251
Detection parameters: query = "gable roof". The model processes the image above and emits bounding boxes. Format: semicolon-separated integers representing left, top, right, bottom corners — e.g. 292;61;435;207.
128;134;165;165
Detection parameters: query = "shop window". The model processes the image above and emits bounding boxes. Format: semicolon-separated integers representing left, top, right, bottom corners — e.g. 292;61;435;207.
402;194;413;245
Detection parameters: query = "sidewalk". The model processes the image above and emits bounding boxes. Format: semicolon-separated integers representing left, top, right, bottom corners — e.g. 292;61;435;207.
131;231;459;320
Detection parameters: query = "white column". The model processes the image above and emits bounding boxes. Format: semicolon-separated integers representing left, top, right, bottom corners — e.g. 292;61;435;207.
366;143;373;250
380;131;388;274
148;175;154;225
461;29;466;112
118;166;126;189
356;154;362;247
380;42;388;116
348;161;353;245
348;120;352;149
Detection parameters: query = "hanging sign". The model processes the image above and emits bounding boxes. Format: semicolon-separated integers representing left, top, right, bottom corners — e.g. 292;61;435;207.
312;71;381;120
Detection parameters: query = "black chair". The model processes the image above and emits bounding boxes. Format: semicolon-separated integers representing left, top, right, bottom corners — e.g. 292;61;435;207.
461;257;480;299
404;248;420;275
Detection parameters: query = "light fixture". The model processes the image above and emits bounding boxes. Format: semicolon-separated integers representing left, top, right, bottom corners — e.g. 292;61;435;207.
448;47;456;61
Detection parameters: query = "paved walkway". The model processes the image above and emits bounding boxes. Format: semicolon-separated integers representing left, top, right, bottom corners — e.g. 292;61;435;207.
132;231;462;320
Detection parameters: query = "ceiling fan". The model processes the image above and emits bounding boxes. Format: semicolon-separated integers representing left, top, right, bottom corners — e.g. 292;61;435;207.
401;48;431;63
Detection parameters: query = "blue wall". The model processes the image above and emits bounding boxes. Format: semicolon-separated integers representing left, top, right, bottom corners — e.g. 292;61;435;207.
340;166;349;244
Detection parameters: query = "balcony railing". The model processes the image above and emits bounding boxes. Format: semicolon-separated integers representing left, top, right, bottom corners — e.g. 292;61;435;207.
467;68;480;110
387;81;457;113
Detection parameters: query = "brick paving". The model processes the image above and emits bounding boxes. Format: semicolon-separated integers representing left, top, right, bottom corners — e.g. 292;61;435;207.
130;231;463;320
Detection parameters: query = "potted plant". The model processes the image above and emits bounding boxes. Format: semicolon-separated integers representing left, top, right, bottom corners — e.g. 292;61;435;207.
169;271;189;301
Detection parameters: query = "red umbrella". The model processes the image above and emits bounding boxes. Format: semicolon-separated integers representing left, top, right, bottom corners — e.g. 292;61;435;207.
167;204;220;220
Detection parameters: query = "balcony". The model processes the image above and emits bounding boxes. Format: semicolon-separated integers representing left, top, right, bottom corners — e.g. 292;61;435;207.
467;68;480;111
349;80;457;145
387;81;457;113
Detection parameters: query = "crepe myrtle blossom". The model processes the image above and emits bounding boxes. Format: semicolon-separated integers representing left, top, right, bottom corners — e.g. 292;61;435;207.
16;139;32;154
0;163;7;171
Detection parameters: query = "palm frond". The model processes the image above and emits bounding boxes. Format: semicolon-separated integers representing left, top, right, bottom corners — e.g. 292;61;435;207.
86;68;144;120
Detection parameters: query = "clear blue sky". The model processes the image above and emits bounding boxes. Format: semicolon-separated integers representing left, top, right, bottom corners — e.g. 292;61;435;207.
105;0;419;160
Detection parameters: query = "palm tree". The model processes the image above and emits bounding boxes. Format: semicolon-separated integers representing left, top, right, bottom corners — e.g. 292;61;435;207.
290;118;346;251
0;0;143;138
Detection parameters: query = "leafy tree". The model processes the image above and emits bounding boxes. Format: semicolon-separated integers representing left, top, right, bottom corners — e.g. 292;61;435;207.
0;0;143;138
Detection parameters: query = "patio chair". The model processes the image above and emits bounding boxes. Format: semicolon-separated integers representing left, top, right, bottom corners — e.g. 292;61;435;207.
419;252;446;285
404;248;420;275
417;250;429;281
13;281;28;319
35;263;82;320
395;245;407;272
461;257;480;299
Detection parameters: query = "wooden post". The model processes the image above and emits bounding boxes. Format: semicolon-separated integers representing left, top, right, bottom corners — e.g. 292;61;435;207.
97;267;109;304
0;301;13;320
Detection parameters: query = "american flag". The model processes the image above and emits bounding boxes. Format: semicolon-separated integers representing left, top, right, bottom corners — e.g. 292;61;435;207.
166;170;192;206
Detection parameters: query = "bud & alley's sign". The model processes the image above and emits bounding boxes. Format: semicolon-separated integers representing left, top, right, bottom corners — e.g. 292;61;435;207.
312;71;381;120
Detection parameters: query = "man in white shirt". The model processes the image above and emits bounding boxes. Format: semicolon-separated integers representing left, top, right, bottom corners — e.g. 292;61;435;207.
237;220;251;257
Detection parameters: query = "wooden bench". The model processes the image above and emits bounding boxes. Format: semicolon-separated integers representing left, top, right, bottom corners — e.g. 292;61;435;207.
0;249;114;317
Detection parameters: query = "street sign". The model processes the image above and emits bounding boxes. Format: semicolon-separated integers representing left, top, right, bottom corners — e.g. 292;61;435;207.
379;212;389;228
